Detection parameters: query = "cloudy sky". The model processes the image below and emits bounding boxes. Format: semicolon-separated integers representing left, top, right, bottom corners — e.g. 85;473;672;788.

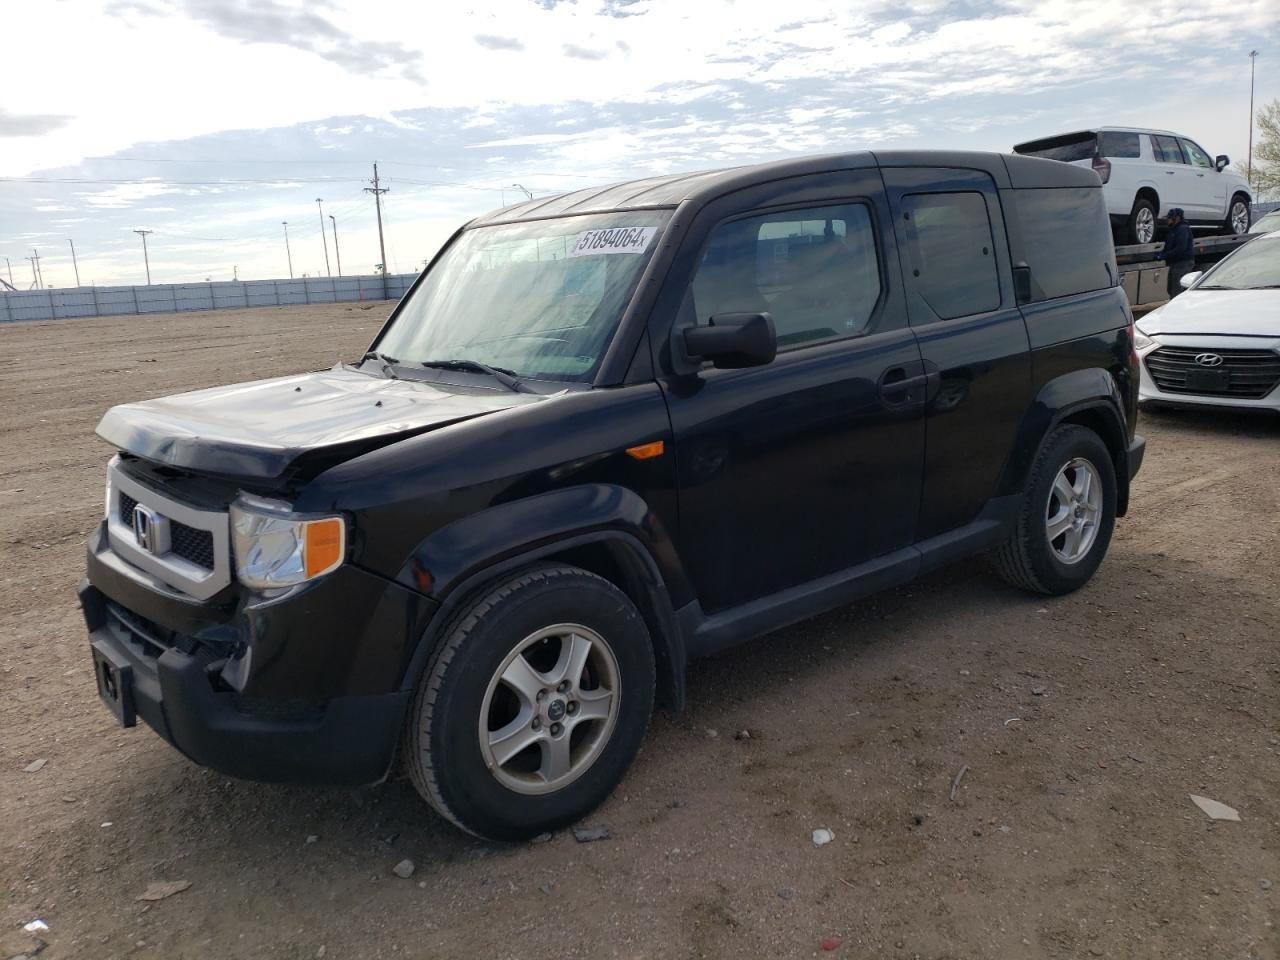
2;0;1276;288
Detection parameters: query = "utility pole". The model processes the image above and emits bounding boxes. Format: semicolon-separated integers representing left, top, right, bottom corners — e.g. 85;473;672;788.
1248;50;1259;184
5;256;13;285
133;230;153;285
364;162;390;296
67;239;81;287
29;249;44;288
329;214;342;277
27;255;39;289
316;198;331;277
282;221;294;278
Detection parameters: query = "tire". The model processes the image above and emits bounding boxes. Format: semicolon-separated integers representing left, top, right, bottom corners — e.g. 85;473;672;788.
1221;194;1250;236
403;564;655;841
992;425;1117;596
1127;197;1157;245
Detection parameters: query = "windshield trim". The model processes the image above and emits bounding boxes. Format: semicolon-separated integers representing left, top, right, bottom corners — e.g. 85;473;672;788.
367;206;677;386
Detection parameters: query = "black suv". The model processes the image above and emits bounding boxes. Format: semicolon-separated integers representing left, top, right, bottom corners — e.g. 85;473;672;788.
82;151;1145;840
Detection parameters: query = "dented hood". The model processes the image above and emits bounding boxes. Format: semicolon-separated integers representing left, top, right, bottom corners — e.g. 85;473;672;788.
96;366;545;480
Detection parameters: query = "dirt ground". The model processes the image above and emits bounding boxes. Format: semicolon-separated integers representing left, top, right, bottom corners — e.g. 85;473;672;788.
1;303;1277;960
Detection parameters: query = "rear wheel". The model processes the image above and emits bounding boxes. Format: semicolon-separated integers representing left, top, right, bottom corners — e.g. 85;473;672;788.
403;564;655;841
1127;197;1157;245
992;425;1117;595
1221;194;1250;236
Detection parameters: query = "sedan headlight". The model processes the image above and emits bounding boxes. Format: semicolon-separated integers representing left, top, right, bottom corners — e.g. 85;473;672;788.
230;494;346;589
1133;325;1155;350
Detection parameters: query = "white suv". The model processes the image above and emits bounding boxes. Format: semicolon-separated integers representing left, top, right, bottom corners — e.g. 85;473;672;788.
1013;127;1252;245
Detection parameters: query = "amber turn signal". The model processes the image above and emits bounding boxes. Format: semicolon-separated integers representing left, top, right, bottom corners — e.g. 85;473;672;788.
304;517;346;578
625;440;665;460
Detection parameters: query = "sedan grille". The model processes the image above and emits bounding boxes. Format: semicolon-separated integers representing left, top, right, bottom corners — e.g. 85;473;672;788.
1145;346;1280;400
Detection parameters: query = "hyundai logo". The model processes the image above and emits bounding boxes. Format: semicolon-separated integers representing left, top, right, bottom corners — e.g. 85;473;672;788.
1194;353;1224;367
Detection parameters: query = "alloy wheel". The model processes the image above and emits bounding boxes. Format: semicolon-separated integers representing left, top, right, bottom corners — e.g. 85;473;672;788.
1045;458;1103;564
1135;207;1155;244
478;623;621;795
1230;201;1249;235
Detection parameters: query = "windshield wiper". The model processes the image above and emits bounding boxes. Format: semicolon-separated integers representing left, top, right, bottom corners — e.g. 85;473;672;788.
417;358;523;392
359;350;400;379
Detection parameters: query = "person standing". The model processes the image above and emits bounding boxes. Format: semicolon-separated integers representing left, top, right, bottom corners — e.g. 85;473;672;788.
1158;207;1195;298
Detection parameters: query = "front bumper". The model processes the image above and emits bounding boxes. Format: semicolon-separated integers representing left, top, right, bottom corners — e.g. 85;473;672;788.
81;522;437;784
1137;336;1280;412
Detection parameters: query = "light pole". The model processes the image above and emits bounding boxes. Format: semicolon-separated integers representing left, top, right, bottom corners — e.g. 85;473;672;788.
316;198;331;277
133;230;153;285
67;239;81;287
511;183;533;201
1248;50;1259;184
5;257;12;285
329;214;342;277
282;221;294;278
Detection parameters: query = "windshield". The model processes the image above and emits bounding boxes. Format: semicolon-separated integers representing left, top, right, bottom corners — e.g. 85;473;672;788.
375;210;672;382
1248;211;1280;235
1196;236;1280;290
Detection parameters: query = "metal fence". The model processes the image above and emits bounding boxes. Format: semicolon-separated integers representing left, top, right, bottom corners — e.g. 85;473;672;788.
0;273;419;323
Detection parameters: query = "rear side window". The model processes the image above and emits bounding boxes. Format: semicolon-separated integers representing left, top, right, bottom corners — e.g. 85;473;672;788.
899;192;1001;320
689;202;883;350
1013;132;1096;163
1152;135;1186;164
1010;187;1116;302
1180;139;1213;169
1098;131;1141;159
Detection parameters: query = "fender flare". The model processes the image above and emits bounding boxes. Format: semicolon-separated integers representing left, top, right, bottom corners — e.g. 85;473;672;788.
394;485;690;710
999;369;1133;512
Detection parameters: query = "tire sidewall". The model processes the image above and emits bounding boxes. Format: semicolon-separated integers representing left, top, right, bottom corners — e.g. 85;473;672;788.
1025;428;1117;593
421;572;654;841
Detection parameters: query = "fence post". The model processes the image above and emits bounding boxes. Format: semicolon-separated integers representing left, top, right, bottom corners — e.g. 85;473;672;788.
303;278;311;305
274;280;280;306
0;293;9;323
91;286;100;318
131;285;140;315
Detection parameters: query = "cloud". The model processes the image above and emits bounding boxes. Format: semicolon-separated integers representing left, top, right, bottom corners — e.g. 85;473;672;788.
562;43;608;60
0;109;72;138
474;34;524;51
117;0;425;82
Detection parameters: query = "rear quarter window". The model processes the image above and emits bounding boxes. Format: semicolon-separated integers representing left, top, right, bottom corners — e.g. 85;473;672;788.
1098;132;1141;159
1009;187;1116;302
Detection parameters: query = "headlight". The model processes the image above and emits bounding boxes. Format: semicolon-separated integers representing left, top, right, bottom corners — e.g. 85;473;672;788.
1133;325;1155;350
230;495;346;589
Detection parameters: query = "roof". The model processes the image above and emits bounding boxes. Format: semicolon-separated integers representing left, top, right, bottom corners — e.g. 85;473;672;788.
1014;126;1180;145
469;150;1098;226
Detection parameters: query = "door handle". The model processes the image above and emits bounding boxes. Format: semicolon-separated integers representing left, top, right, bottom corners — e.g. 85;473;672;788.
1165;170;1175;175
879;367;928;405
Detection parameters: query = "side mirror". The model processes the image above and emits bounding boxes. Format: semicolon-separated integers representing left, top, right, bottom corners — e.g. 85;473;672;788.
1180;270;1203;290
1215;154;1230;172
683;312;777;369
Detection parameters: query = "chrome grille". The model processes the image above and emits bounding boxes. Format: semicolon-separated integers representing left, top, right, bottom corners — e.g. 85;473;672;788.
1145;347;1280;400
118;489;216;571
106;457;231;601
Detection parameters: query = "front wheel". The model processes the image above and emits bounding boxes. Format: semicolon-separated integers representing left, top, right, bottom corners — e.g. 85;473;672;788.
403;565;655;841
992;425;1118;595
1222;195;1250;236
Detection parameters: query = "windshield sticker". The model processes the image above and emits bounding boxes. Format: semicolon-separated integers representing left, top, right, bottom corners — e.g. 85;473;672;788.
567;226;657;258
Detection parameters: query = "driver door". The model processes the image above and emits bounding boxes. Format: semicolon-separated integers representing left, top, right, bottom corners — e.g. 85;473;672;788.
653;170;925;615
